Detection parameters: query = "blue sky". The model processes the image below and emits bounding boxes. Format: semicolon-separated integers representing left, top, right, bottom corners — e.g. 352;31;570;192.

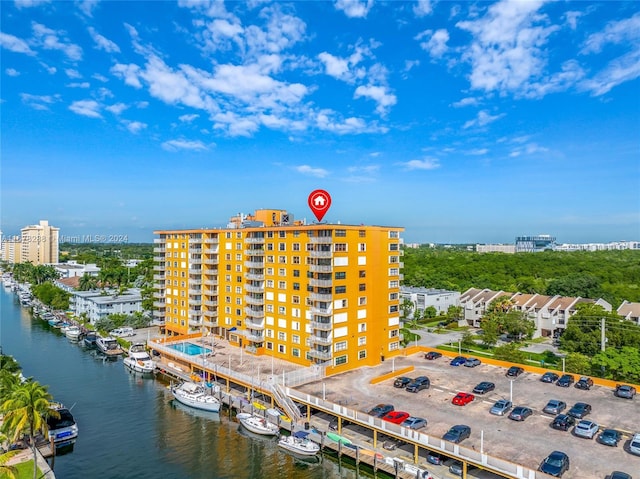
1;0;639;245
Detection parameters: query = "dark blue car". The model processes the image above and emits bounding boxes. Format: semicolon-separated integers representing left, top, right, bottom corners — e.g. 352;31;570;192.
539;451;570;477
450;356;467;366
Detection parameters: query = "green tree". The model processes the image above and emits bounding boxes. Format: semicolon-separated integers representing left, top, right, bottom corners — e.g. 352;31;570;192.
493;343;527;364
460;331;476;351
479;317;500;347
564;352;591;375
0;446;20;479
591;347;640;383
78;274;98;291
423;306;437;319
400;298;414;320
1;381;59;479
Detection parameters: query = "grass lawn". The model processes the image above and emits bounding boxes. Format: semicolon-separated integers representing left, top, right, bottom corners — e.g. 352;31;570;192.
13;459;43;479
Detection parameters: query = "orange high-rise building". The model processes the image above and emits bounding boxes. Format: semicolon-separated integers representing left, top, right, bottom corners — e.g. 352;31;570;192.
153;209;403;373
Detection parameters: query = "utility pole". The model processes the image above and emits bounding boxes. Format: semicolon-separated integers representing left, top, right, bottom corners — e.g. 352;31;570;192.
601;317;606;352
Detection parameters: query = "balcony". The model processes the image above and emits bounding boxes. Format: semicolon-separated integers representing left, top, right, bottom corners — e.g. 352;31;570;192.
204;238;219;244
245;236;265;244
245;249;265;256
203;319;218;328
245;318;264;329
154;238;165;244
189;318;202;328
309;250;332;259
153;246;165;253
311;306;332;315
188;288;201;295
190;258;202;265
204;278;218;286
203;310;218;320
153;301;166;309
204;246;219;253
309;278;332;288
153;265;165;271
188;268;202;275
309;236;333;244
308;349;332;360
310;334;332;345
203;257;218;265
310;321;332;331
153;274;165;281
244;260;264;269
310;292;333;302
245;333;265;343
189;309;202;317
245;307;265;319
189;247;202;254
244;284;264;293
153;292;165;299
153;255;165;262
153;309;165;318
308;264;332;273
245;273;264;281
189;299;202;306
189;278;202;286
204;300;217;307
244;295;263;306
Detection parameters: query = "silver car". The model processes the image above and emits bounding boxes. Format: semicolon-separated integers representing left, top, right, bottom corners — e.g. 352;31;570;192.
490;399;513;416
573;420;599;439
543;399;567;415
629;433;640;455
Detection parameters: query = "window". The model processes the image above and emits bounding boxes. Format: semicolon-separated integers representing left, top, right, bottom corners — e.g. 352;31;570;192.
236;242;242;250
266;341;273;351
236;253;242;260
389;280;399;288
266;280;274;288
266;255;274;263
266;304;273;312
292;348;300;358
278;331;286;341
235;309;241;317
389;329;399;337
278;306;286;315
278;256;286;263
389;268;399;276
389;255;399;263
278;268;286;276
293;269;300;277
293;282;300;291
292;243;300;251
358;350;367;360
278;243;286;251
389;292;398;300
235;297;241;305
335;229;346;237
359;283;366;291
236;276;242;282
335;271;346;280
278;345;286;354
335;355;347;365
335;341;347;352
389;243;398;251
335;285;346;294
334;243;347;252
225;275;231;282
235;264;241;272
389;305;399;313
292;256;300;264
358;336;366;346
266;267;274;275
358;243;366;252
358;323;367;332
236;286;242;294
389;342;399;351
226;264;232;271
279;231;286;238
267;243;274;251
278;281;286;289
225;296;231;303
389;231;399;238
292;295;300;304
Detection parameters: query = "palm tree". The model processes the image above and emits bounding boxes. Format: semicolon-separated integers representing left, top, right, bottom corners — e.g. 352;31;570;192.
78;274;98;291
0;355;21;375
0;448;20;479
0;381;59;479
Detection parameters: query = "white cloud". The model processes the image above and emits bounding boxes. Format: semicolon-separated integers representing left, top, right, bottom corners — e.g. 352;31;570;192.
581;13;640;54
354;85;397;115
32;22;83;60
78;0;99;17
334;0;373;18
317;43;373;83
510;142;549;157
413;0;432;17
466;148;488;155
88;26;120;53
315;109;387;135
67;81;90;88
451;97;479;108
15;0;50;7
92;73;108;82
416;29;449;58
295;165;329;178
456;0;558;96
69;100;102;118
564;11;582;30
403;60;420;72
20;93;58;110
65;68;82;79
6;68;20;76
161;139;208;151
105;103;128;115
400;158;441;170
347;164;379;174
122;120;147;134
463;110;504;129
0;32;35;55
179;114;199;122
111;63;143;88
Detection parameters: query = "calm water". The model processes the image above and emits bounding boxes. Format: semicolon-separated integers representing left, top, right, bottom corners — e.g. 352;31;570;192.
0;287;370;479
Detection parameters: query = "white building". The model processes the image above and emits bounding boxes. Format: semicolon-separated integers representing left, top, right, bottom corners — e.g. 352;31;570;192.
400;287;460;318
53;261;100;278
71;288;143;324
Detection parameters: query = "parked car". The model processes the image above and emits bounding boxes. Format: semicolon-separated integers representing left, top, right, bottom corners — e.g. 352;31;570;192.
490;399;512;416
506;366;524;377
449;460;464;476
426;451;445;465
393;376;412;388
382;411;410;424
450;356;467;366
452;392;475;406
472;381;495;395
406;376;430;393
442;425;471;443
425;351;442;360
629;432;640;455
464;357;481;367
368;404;394;417
567;402;592;419
509;406;533;421
541;371;560;383
575;376;594;390
615;384;637;399
573;420;599;439
551;414;575;431
539;450;570;477
382;436;406;450
608;472;632;479
402;416;427;430
557;374;575;387
543;399;567;415
597;429;622;447
111;327;135;337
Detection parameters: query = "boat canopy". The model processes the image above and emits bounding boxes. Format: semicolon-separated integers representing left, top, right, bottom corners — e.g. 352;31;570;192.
293;431;309;439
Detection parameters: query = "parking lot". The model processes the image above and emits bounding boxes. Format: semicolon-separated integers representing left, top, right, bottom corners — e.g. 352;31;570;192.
297;352;639;479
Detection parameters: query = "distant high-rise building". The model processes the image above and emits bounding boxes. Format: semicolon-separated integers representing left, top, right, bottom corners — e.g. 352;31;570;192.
515;234;556;253
1;236;22;263
153;208;404;373
19;220;60;264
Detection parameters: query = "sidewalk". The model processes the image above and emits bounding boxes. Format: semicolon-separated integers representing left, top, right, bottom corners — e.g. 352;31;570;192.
5;446;55;479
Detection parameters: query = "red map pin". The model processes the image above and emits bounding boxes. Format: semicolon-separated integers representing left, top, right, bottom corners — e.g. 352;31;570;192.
308;189;331;222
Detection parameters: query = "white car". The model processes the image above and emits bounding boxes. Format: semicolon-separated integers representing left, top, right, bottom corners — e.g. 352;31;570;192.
111;327;135;337
573;420;599;439
629;433;640;455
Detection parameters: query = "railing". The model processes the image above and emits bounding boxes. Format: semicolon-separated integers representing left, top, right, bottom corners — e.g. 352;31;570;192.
203;257;218;265
245;237;265;243
245;249;265;256
153;292;165;299
189;299;202;306
153;265;165;271
189;278;202;285
204;238;218;244
204;300;217;307
245;273;264;281
244;319;264;329
310;335;332;345
188;319;202;327
190;258;202;264
153;246;165;253
309;250;332;258
309;278;332;287
153;274;165;281
153;301;166;309
244;284;264;293
308;264;332;273
308;349;332;360
202;311;218;319
202;319;218;328
203;278;218;286
245;307;264;319
153;238;164;244
245;333;264;342
203;246;218;253
189;248;202;254
188;288;201;295
311;306;332;316
244;295;264;306
309;292;332;301
188;309;202;316
153;255;165;262
244;260;264;268
188;268;202;275
310;321;332;331
308;236;333;244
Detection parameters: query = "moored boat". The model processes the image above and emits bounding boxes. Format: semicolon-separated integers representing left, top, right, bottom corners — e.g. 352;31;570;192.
237;412;280;436
83;331;98;348
171;382;221;412
277;431;320;456
123;343;156;374
47;402;78;445
96;335;124;356
65;325;82;341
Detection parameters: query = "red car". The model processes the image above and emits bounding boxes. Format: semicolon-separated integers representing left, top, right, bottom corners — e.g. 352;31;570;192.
382;411;411;424
452;392;475;406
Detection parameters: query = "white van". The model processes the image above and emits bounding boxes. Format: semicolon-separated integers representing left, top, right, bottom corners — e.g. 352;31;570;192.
111;327;134;338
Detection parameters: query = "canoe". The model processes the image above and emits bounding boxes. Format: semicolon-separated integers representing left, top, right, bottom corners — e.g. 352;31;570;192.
326;432;351;445
252;401;267;410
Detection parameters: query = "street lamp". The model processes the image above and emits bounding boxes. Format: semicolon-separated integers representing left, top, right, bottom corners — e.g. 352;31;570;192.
509;379;514;402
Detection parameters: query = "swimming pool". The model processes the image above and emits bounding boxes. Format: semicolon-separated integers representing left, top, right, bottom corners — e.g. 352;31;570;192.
168;343;211;355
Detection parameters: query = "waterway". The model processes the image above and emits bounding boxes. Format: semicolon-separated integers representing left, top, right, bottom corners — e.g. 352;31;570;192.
0;286;370;479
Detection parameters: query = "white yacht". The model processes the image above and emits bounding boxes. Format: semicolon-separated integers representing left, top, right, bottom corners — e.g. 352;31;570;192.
171;382;221;412
123;343;156;374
